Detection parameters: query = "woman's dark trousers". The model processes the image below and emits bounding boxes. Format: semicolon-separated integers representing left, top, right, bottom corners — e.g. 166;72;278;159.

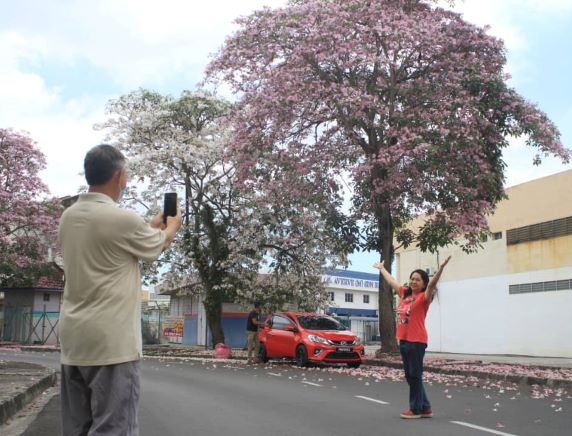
399;340;431;413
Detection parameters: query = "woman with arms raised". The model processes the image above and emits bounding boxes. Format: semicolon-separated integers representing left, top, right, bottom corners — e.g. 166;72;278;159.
373;255;451;419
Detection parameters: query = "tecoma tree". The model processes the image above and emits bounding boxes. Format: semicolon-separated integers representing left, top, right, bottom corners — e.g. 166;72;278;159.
206;0;570;351
98;89;348;346
0;129;61;288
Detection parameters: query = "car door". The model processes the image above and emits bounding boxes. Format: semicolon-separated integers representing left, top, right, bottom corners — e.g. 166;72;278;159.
266;315;297;357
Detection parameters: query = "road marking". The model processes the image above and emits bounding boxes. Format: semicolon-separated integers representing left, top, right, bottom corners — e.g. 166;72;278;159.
267;372;282;377
450;421;519;436
354;395;389;405
301;381;322;387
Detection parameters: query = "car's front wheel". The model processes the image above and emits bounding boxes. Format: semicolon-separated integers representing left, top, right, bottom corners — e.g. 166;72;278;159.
295;345;308;367
347;362;361;369
258;343;269;363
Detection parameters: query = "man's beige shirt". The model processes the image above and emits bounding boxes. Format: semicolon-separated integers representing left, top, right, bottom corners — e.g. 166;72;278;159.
58;193;166;366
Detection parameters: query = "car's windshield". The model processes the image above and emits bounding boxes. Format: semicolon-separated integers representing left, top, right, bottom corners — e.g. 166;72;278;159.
297;316;346;331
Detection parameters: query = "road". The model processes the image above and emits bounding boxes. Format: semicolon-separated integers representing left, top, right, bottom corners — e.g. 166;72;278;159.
1;351;570;436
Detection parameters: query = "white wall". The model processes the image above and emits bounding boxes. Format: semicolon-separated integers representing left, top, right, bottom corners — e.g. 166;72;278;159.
426;267;572;357
33;291;62;313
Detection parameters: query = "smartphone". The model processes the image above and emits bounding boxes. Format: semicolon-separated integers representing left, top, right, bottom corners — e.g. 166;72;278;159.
163;192;177;224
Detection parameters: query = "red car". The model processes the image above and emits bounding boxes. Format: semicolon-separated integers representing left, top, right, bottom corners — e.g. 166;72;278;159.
258;312;364;368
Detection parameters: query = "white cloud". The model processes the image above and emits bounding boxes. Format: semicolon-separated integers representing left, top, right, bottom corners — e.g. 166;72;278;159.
1;0;288;87
0;1;288;197
503;136;572;188
0;75;107;197
1;0;570;200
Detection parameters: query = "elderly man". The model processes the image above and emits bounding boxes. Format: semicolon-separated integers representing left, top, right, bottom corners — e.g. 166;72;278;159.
58;144;182;435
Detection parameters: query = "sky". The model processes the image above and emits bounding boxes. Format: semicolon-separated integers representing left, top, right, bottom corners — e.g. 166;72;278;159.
2;0;571;272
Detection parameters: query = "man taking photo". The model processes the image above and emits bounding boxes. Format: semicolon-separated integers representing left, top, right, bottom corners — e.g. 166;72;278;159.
58;144;182;436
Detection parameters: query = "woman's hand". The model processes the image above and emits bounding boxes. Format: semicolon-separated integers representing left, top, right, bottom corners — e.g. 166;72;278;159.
440;255;452;269
425;255;452;301
373;260;401;295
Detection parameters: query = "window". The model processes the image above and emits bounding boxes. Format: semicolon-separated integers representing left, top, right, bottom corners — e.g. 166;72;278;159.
345;293;353;303
297;316;344;331
328;292;335;301
363;294;370;304
43;293;50;302
492;231;502;240
272;315;295;331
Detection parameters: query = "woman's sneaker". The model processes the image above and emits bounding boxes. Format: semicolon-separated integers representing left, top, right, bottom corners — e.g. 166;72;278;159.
420;408;433;418
400;410;421;419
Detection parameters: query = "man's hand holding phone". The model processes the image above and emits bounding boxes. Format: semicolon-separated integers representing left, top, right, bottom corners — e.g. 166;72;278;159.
162;193;182;249
149;193;182;249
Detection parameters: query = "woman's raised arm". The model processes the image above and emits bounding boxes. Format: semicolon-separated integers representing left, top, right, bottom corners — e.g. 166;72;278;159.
372;261;403;295
425;255;452;301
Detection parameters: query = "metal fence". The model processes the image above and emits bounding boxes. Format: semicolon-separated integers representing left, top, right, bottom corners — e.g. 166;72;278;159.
335;316;380;344
2;308;60;345
2;308;169;346
141;309;168;345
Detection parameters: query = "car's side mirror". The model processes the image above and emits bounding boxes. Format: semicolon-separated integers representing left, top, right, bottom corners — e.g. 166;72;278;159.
284;324;298;333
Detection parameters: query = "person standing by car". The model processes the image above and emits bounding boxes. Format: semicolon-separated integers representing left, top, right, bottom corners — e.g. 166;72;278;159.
373;256;451;419
58;144;182;435
246;302;262;364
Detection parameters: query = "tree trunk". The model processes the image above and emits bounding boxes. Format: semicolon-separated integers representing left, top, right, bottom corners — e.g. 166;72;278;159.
204;299;225;347
377;208;399;353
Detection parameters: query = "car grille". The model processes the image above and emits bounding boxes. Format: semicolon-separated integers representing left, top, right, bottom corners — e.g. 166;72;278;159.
329;340;357;346
326;351;360;359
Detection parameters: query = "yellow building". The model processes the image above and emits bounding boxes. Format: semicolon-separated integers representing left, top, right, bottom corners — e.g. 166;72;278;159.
396;169;572;358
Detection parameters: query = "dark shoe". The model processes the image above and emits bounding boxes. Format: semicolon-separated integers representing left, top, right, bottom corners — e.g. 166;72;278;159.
400;410;421;419
420;408;433;418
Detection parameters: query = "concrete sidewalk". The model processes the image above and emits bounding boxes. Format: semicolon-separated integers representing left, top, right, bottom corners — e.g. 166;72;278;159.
364;344;572;368
0;361;57;425
363;345;572;390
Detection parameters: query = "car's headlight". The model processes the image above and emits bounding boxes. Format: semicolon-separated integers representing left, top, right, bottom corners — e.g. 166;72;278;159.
353;337;361;345
308;334;331;345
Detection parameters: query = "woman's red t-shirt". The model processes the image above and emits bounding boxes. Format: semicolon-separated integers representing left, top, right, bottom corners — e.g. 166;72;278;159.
396;286;431;344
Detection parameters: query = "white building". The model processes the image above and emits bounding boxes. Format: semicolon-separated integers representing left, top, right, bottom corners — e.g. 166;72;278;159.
323;269;380;343
323;269;379;317
396;170;572;358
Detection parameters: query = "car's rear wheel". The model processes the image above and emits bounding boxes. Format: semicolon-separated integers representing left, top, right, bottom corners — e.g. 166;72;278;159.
347;362;361;369
258;343;269;363
295;345;308;367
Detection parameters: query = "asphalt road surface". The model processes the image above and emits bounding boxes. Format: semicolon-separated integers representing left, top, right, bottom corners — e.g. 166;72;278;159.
1;351;570;436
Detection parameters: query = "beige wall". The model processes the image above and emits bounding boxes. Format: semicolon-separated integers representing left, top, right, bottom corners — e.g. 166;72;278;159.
396;169;572;282
507;235;572;274
489;169;572;231
397;240;506;283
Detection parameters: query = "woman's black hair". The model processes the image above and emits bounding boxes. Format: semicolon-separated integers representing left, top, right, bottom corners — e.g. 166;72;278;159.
403;269;430;298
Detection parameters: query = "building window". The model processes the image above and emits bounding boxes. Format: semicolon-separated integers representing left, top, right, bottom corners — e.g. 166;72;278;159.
509;279;571;295
363;295;370;304
506;216;572;245
328;292;335;301
345;293;353;303
43;293;50;302
492;231;502;240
